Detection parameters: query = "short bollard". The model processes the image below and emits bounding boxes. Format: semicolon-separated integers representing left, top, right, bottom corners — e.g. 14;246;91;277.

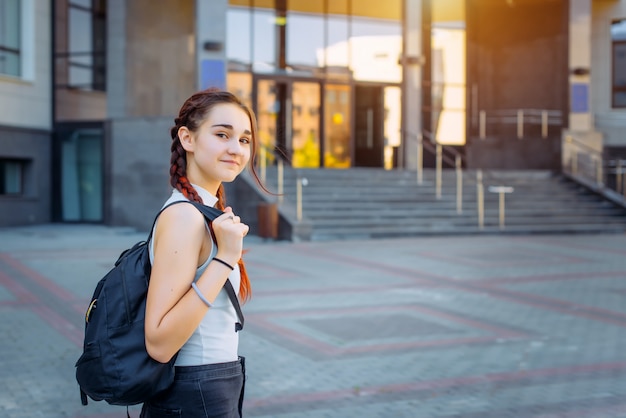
488;186;514;229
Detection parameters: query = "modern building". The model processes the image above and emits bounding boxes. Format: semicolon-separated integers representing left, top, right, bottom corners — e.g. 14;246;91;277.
0;0;625;230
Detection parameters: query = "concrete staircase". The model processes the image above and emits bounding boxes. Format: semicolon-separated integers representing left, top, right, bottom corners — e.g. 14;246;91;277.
261;167;626;241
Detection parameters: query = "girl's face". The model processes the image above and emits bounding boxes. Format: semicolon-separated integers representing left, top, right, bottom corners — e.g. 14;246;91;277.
180;103;252;193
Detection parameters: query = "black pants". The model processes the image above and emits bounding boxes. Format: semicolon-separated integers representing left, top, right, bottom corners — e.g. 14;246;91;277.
140;357;246;418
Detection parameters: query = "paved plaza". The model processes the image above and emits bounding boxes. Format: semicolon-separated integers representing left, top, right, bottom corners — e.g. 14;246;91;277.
0;223;625;417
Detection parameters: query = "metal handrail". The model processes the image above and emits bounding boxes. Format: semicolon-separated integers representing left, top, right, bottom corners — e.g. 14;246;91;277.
257;144;310;220
404;129;513;228
476;108;563;140
563;135;626;201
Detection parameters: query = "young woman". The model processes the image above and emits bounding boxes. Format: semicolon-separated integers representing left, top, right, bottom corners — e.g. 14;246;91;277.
141;89;262;418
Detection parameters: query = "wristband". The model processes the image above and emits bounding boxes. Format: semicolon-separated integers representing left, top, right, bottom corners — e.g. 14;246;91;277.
212;257;235;271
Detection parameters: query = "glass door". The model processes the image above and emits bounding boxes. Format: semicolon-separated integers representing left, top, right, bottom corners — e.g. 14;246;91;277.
354;85;385;167
324;84;351;168
56;126;104;222
255;79;279;166
291;82;321;168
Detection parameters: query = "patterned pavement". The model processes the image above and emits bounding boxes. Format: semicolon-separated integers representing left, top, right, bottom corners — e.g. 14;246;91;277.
0;224;625;417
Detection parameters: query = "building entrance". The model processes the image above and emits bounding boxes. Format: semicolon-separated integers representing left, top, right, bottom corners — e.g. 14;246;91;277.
53;123;104;222
252;76;399;169
354;85;384;168
254;77;353;169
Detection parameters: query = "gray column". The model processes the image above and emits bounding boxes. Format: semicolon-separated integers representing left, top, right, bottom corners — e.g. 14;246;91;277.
402;0;423;170
196;0;229;90
106;0;127;118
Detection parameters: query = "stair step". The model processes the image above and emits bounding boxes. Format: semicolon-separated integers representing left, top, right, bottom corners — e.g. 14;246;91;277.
258;168;626;241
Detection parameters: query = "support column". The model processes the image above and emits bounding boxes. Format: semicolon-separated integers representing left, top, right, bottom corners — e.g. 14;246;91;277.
401;0;423;170
563;0;603;168
568;0;593;132
196;0;228;90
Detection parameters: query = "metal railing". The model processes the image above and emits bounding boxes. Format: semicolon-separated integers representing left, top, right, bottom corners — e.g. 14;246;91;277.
407;129;513;229
258;144;309;222
562;134;626;205
474;108;563;140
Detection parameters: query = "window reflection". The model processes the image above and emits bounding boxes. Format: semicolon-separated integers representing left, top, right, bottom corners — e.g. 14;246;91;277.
226;6;252;66
292;82;321;167
287;12;324;69
252;8;277;73
0;0;20;77
612;19;626;108
324;84;351;168
349;17;402;83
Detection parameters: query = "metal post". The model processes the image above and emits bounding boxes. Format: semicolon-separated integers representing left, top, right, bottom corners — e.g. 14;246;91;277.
436;144;442;200
541;110;548;138
260;146;267;184
498;191;506;230
296;176;303;222
517;109;524;139
456;155;462;214
417;133;423;185
572;151;578;175
616;160;622;194
477;170;484;230
596;157;603;186
479;110;486;140
277;158;284;204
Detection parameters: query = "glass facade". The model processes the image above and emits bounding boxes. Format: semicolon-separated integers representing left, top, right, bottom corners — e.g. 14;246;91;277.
612;19;626;108
60;128;103;222
226;0;402;169
428;0;466;146
60;0;107;91
0;159;23;195
0;0;20;77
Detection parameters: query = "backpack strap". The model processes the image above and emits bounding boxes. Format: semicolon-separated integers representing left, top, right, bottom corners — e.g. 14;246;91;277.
224;279;244;331
150;200;245;331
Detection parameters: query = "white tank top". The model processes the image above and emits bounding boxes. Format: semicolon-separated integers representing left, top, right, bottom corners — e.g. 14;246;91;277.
149;187;240;366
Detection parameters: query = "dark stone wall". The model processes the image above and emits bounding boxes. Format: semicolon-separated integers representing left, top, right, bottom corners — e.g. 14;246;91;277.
465;0;568;169
0;126;52;227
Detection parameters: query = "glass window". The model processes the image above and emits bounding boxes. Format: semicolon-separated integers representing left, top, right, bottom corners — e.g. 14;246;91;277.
612;19;626;108
0;159;23;195
252;7;277;73
61;129;103;221
324;84;351;168
64;0;106;91
326;14;349;69
227;5;252;66
349;14;402;82
286;11;324;69
0;0;20;77
292;82;320;167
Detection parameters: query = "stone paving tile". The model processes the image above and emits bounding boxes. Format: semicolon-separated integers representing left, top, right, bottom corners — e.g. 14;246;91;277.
0;225;625;417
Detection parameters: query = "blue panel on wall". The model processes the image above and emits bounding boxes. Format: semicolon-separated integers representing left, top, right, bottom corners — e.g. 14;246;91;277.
200;59;226;90
571;83;589;113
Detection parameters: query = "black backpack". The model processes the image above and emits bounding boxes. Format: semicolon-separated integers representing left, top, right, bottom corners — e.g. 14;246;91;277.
75;200;245;406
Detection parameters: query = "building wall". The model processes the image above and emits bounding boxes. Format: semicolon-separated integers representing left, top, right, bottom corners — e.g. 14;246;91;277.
592;0;626;147
107;117;172;231
124;0;196;117
106;0;199;230
0;0;51;130
0;126;52;226
465;0;568;169
0;0;52;227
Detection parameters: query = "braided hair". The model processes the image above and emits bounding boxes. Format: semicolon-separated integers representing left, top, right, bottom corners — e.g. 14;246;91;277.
170;88;261;302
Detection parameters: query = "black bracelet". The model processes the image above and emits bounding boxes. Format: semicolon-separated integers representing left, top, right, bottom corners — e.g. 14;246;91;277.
212;257;235;271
